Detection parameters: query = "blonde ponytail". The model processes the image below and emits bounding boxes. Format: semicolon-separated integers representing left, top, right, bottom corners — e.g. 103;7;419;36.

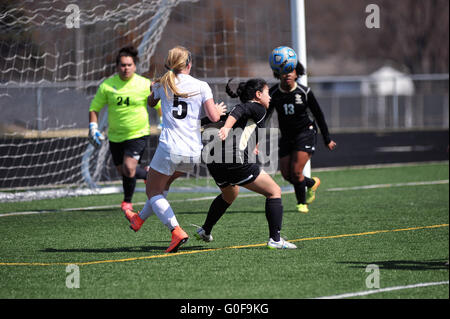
155;46;193;99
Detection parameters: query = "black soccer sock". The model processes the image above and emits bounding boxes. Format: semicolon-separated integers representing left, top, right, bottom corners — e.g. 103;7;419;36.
202;194;231;235
122;176;136;203
135;166;148;180
304;176;315;188
265;198;283;242
293;180;307;204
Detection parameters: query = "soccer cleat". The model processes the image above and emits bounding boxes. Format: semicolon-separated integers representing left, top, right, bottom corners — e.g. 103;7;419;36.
166;226;189;253
125;209;143;232
296;203;309;214
267;238;297;249
194;227;213;242
306;177;321;204
121;201;133;212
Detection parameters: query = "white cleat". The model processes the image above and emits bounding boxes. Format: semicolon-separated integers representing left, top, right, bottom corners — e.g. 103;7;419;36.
267;238;297;249
194;227;213;242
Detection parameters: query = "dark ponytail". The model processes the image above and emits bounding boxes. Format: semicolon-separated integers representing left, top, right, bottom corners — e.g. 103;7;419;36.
225;78;239;99
226;78;267;103
116;46;139;66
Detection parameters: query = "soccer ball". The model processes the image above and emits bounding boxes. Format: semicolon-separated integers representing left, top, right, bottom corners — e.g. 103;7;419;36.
269;46;298;75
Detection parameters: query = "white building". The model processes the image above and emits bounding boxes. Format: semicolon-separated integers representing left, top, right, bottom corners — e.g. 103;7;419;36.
361;66;415;96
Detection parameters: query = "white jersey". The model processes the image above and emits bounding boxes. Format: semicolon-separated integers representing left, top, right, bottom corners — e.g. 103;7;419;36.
153;73;213;157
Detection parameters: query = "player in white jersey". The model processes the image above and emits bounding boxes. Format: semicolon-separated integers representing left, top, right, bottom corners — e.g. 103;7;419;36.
156;68;213;159
124;46;226;253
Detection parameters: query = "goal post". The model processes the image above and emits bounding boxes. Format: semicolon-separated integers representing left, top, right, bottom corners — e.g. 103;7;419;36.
290;0;311;179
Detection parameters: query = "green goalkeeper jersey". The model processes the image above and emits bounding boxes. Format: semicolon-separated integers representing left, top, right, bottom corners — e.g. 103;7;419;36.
89;73;158;143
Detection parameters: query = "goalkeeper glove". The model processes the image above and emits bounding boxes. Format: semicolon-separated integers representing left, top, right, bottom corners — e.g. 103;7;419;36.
88;122;105;148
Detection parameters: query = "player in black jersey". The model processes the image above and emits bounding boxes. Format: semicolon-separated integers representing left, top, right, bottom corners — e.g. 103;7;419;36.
268;58;336;213
196;78;297;249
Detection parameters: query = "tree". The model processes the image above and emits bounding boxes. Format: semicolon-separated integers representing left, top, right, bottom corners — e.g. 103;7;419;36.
306;0;449;74
376;0;449;73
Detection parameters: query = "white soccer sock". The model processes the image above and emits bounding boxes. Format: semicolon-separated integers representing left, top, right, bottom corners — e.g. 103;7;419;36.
139;200;154;221
139;190;169;221
149;194;179;231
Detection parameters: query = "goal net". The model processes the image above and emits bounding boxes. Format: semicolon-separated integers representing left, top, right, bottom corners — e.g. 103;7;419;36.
0;0;292;202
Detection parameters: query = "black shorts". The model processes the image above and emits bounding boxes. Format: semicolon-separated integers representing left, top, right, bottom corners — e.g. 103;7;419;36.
279;126;317;158
109;135;149;166
207;162;261;188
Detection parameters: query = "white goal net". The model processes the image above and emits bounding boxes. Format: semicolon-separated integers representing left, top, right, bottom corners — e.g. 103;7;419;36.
0;0;292;202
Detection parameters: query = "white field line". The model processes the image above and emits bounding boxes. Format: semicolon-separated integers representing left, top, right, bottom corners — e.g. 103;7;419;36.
0;193;263;218
327;179;449;192
314;281;449;299
0;180;447;218
311;160;448;172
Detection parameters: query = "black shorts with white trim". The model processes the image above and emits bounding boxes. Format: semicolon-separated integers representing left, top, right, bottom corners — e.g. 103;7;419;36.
207;162;261;188
109;135;149;166
278;125;317;158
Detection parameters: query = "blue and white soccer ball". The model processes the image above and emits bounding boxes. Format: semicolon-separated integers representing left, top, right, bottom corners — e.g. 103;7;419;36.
269;46;298;75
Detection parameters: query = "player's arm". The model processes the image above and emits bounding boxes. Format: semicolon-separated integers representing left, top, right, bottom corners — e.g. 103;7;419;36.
203;98;226;123
147;81;161;108
218;103;245;140
88;110;105;148
307;90;336;150
147;91;160;108
89;110;99;123
200;80;226;123
88;85;106;148
147;81;163;126
218;114;237;141
201;112;230;126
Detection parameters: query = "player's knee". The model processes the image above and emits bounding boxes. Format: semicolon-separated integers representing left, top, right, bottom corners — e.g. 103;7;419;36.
221;187;239;204
222;194;236;205
291;172;305;184
267;184;281;199
122;165;136;178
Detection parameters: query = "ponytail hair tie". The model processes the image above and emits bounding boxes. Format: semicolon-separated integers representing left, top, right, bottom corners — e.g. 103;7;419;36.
164;64;174;72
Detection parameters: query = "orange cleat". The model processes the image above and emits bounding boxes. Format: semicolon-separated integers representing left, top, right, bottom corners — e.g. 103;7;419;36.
121;201;133;212
125;209;143;232
165;226;189;253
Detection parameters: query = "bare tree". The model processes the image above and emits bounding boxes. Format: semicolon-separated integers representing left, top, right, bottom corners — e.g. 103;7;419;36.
373;0;449;73
306;0;449;74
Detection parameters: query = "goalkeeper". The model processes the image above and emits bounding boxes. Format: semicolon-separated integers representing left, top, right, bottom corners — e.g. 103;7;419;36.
88;46;160;213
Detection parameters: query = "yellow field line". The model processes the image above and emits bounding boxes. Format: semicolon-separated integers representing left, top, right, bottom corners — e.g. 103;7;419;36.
0;223;447;267
289;224;449;243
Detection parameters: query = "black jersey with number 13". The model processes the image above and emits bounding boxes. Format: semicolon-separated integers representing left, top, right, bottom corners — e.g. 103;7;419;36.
268;82;331;146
